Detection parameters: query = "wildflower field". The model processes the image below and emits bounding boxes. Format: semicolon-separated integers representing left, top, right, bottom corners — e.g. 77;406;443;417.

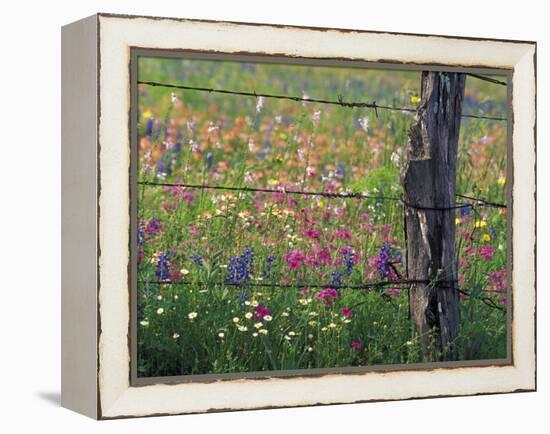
135;56;509;378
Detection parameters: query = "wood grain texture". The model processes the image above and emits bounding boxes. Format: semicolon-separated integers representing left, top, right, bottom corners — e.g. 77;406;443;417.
402;71;466;361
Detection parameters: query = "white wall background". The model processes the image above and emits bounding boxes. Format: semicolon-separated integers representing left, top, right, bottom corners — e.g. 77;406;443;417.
0;1;546;432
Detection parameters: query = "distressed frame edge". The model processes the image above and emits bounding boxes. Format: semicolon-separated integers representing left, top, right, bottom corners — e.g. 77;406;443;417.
94;14;536;419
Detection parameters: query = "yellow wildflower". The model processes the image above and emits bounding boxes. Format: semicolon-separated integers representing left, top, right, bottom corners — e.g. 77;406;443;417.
410;96;421;104
498;177;506;186
475;221;488;228
482;233;491;242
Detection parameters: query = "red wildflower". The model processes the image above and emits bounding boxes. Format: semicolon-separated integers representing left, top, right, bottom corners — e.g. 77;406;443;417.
340;307;353;318
351;341;363;350
254;305;272;320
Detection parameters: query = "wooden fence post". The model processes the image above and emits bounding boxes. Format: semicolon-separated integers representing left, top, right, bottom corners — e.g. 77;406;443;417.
402;71;466;361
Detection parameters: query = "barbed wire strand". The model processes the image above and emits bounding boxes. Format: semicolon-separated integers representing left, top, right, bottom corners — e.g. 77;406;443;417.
138;80;507;122
138;279;505;310
465;73;507;86
137;181;506;211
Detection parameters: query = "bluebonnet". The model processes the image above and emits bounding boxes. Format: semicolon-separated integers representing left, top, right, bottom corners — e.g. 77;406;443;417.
377;243;392;278
156;158;171;176
329;249;355;287
173;130;183;154
206;152;213;169
460;205;472;217
145;217;162;236
226;248;254;286
262;255;276;278
343;249;355;276
190;254;203;267
335;163;346;179
155;252;170;280
331;270;344;287
145;118;154;137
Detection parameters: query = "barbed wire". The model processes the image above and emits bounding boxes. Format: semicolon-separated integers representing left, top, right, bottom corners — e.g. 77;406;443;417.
137;181;506;211
138;80;507;122
138;279;506;311
465;73;507;86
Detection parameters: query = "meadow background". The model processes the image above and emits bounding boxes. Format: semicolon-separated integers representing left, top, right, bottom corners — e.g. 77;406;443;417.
135;56;508;378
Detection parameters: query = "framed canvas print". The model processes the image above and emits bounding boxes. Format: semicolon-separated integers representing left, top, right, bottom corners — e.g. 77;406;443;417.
61;13;536;419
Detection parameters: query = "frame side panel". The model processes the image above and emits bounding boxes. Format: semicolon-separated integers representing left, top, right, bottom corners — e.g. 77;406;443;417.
61;14;99;419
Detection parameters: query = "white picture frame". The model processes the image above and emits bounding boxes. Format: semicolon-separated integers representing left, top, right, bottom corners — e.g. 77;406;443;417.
61;13;536;419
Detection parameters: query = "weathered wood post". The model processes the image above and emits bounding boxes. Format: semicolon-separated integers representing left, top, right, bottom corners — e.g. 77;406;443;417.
402;71;466;361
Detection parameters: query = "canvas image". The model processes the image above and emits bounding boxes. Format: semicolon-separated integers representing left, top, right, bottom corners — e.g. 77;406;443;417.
133;54;509;379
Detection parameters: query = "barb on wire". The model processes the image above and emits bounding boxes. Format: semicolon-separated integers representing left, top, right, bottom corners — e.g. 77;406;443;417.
137;181;507;211
138;80;507;122
455;193;506;209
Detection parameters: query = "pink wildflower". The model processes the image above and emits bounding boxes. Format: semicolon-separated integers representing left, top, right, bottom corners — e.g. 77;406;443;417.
181;190;194;204
317;249;331;266
304;229;322;239
385;288;401;296
254;305;272;321
283;251;305;270
351;341;363;350
314;288;339;305
479;244;495;261
341;307;353;318
335;228;351;240
488;269;507;292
